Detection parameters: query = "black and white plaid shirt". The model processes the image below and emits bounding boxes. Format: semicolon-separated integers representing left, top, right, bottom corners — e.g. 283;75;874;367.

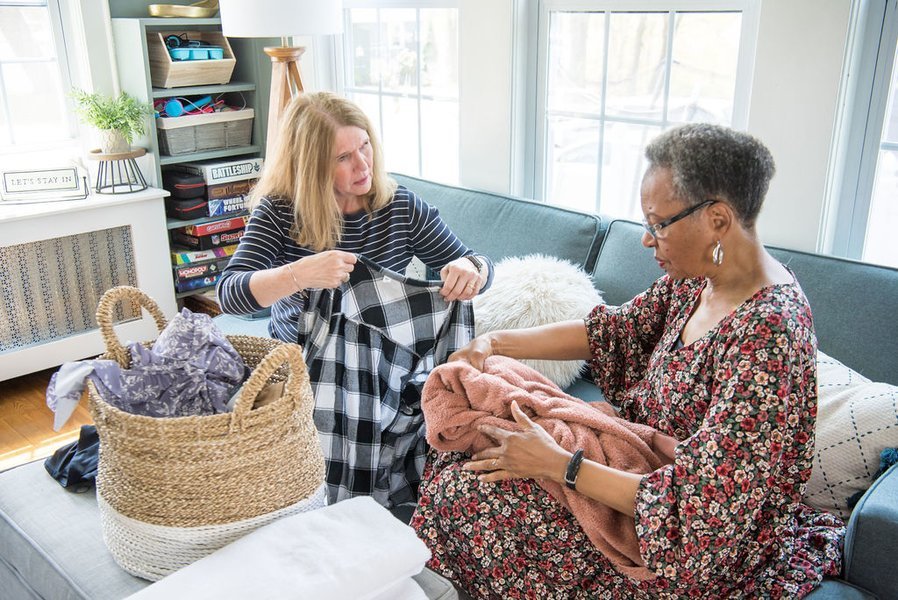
299;256;474;507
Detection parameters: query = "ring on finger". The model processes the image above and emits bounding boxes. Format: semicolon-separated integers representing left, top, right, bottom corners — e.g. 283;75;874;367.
491;458;498;469
343;273;350;283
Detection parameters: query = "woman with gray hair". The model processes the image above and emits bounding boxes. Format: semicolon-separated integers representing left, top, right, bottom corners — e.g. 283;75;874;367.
413;124;844;598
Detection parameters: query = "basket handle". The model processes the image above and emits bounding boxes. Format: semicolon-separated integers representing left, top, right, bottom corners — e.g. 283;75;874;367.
96;286;168;367
231;343;310;430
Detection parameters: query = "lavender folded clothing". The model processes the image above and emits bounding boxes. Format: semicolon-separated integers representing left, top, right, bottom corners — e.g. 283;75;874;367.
47;308;248;429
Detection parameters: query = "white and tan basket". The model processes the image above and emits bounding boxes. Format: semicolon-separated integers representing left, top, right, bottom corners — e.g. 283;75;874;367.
87;286;325;581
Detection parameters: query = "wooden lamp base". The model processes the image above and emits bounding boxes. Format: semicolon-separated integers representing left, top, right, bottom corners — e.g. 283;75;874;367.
264;45;306;157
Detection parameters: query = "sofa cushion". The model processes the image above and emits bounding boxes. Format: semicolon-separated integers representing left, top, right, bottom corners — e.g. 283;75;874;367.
472;254;603;389
804;579;876;599
768;246;898;386
804;351;898;520
0;460;458;600
212;313;272;338
592;225;898;385
391;173;606;272
591;220;663;306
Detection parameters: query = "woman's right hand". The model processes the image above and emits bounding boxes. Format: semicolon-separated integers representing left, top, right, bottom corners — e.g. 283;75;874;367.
448;333;496;370
291;250;357;289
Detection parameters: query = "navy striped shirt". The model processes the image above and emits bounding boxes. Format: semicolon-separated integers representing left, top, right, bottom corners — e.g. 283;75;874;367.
217;186;492;343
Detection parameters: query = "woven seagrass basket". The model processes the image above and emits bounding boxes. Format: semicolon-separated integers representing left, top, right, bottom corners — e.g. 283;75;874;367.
87;286;325;581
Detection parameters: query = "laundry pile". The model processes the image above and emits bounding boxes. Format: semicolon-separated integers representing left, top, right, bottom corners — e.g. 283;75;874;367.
47;308;248;429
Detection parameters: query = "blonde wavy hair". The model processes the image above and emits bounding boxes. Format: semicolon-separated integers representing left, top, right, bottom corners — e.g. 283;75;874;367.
248;92;396;251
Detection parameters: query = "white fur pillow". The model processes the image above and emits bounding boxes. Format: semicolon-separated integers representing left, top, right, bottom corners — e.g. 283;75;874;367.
804;350;898;519
472;254;603;389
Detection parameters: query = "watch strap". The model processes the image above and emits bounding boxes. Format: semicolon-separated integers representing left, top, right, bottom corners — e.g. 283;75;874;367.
564;449;585;490
464;254;483;273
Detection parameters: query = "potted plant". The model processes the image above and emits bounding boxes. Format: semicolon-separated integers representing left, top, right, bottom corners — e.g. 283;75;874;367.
70;89;154;154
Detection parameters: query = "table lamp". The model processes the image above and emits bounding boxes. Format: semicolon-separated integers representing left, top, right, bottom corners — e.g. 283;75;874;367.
218;0;343;156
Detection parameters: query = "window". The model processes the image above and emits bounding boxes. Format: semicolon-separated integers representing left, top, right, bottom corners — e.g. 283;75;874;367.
866;42;898;268
0;0;77;153
828;0;898;269
340;1;459;184
535;0;758;219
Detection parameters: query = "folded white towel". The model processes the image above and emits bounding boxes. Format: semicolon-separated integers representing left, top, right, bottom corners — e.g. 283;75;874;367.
126;497;432;600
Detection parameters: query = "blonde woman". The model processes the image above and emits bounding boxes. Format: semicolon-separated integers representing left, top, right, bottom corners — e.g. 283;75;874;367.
218;92;491;341
217;92;492;507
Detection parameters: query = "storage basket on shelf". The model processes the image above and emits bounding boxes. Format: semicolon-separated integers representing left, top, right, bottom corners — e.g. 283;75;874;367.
156;108;254;156
148;30;236;88
87;286;325;581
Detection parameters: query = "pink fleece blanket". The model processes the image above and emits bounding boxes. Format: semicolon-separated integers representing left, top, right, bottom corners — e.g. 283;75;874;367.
422;356;665;581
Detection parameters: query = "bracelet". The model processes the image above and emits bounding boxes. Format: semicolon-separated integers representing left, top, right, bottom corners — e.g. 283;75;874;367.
285;262;302;291
564;449;585;490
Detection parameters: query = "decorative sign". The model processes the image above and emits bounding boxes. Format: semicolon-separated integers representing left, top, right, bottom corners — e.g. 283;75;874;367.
1;167;89;204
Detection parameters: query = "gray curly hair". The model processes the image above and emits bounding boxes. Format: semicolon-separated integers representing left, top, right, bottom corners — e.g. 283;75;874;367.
644;124;776;226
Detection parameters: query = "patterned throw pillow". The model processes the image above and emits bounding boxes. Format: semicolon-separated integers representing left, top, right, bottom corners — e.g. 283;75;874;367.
472;254;603;389
804;351;898;519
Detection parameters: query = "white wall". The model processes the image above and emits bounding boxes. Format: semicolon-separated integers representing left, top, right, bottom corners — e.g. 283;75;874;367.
458;0;517;191
747;0;851;251
74;0;119;95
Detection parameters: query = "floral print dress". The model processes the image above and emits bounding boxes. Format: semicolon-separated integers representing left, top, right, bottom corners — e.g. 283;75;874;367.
412;276;844;599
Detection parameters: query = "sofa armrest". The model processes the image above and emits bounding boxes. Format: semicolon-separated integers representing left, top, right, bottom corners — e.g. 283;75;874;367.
843;463;898;598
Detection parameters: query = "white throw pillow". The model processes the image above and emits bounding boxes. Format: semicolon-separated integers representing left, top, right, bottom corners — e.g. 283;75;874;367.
804;350;898;519
472;254;603;389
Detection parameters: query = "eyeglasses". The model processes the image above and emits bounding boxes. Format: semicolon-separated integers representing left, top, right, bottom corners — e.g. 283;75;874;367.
642;199;718;239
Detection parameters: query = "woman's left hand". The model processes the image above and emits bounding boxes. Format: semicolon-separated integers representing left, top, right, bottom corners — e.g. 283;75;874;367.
465;401;571;483
439;257;483;302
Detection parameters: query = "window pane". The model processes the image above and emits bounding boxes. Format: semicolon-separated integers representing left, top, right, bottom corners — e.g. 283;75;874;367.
605;12;667;121
0;1;75;149
0;100;9;145
863;148;898;268
420;9;457;99
882;44;898;144
381;8;418;94
349;91;381;138
542;8;743;218
421;99;458;183
545;116;600;212
349;9;379;90
343;6;459;184
381;95;419;176
3;62;70;143
863;39;898;268
547;12;605;114
668;12;741;124
600;122;660;220
0;6;55;59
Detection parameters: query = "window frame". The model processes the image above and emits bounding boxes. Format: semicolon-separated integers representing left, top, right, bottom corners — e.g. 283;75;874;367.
822;0;898;261
0;0;82;155
532;0;760;215
337;0;460;181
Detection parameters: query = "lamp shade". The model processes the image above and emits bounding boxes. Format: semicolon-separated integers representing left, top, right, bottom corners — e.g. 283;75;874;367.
219;0;343;38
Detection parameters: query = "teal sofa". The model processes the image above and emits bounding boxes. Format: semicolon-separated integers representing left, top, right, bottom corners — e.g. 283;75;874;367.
3;174;893;599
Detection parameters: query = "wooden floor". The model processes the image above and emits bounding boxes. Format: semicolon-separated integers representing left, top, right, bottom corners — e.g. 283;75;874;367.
0;368;93;472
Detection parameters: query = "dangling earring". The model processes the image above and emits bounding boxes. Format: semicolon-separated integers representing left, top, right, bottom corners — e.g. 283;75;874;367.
712;240;724;266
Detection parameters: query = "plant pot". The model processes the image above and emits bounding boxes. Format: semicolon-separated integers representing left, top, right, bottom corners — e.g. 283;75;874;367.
99;129;130;154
